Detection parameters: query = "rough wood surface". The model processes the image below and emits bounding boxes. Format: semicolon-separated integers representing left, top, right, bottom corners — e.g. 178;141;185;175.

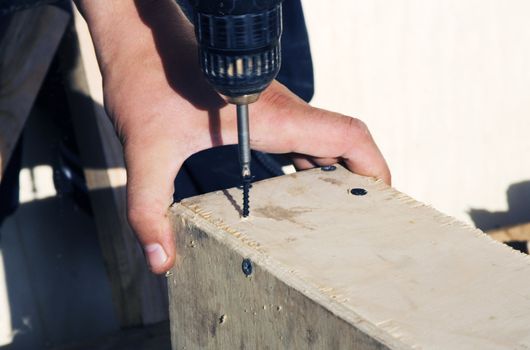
56;11;168;327
169;165;530;349
0;6;69;180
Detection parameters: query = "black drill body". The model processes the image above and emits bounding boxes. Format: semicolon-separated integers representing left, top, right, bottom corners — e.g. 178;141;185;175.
190;0;284;216
191;0;283;98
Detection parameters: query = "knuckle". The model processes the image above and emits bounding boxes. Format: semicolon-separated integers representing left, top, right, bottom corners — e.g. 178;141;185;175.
347;117;370;138
341;116;373;149
262;91;293;110
259;88;304;122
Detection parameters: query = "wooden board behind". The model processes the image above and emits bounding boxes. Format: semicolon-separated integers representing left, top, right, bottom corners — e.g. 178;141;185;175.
0;6;69;180
489;222;530;243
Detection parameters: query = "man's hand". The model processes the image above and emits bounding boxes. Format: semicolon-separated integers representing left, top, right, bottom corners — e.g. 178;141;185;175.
75;0;390;273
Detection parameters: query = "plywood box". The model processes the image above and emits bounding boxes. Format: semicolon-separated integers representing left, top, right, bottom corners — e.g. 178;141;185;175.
168;165;530;349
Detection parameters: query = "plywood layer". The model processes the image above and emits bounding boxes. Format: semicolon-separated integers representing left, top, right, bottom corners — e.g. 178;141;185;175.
169;165;530;349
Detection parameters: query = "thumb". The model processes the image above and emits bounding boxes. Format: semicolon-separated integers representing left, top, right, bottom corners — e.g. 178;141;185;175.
124;138;183;274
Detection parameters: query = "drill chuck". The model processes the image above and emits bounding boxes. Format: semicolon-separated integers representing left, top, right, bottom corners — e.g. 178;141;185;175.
191;0;283;101
190;0;284;217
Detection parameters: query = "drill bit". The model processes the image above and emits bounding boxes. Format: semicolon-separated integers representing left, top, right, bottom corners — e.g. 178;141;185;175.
237;104;252;217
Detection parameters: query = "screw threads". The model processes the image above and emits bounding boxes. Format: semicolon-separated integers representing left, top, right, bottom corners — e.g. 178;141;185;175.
242;177;251;217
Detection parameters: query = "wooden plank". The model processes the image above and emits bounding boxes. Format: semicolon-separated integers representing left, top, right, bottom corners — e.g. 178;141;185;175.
488;222;530;243
168;165;530;349
488;223;530;254
54;11;168;326
0;6;69;180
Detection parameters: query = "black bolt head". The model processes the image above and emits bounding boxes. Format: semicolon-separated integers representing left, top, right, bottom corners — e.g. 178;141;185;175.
321;165;336;172
242;258;253;276
350;188;368;196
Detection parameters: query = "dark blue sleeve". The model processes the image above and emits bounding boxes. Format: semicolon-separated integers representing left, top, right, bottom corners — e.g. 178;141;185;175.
275;0;314;103
0;0;69;16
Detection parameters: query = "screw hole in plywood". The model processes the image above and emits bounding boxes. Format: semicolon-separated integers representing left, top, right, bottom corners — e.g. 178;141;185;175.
350;188;368;196
242;258;253;276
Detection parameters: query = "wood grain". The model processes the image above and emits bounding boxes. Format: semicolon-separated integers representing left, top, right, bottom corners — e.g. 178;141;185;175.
169;165;530;349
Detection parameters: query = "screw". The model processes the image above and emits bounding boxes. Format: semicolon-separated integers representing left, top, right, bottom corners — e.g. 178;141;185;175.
350;188;368;196
321;165;336;172
242;258;253;276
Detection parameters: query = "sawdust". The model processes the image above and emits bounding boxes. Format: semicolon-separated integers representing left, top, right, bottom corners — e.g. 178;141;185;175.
255;205;314;230
319;177;343;186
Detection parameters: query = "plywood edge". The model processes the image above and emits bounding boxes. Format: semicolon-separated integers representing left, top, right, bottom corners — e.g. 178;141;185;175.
174;168;530;267
170;196;403;349
169;167;530;349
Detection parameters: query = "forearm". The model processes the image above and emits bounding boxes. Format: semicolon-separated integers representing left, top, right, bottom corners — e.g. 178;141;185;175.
73;0;191;77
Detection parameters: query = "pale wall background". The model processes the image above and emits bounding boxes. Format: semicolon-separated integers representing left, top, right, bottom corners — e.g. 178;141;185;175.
301;0;530;229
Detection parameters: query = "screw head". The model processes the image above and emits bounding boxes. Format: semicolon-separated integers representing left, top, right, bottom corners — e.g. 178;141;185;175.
242;258;253;276
350;188;368;196
321;165;336;172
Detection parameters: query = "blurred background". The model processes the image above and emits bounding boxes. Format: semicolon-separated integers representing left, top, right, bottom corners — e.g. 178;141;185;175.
304;0;530;230
2;0;530;349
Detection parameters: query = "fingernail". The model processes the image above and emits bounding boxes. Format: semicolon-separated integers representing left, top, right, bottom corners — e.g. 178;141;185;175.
144;243;168;270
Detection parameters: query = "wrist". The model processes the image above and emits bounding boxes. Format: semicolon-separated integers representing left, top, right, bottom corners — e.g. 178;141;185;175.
73;0;171;78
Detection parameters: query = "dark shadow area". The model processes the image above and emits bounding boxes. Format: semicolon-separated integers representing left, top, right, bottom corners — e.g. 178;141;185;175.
0;71;120;349
469;181;530;254
173;145;291;202
222;189;243;217
0;137;22;227
1;20;164;348
469;181;530;232
53;321;170;350
505;241;529;254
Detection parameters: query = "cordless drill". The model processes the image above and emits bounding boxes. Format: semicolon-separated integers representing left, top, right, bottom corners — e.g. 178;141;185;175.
190;0;283;217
